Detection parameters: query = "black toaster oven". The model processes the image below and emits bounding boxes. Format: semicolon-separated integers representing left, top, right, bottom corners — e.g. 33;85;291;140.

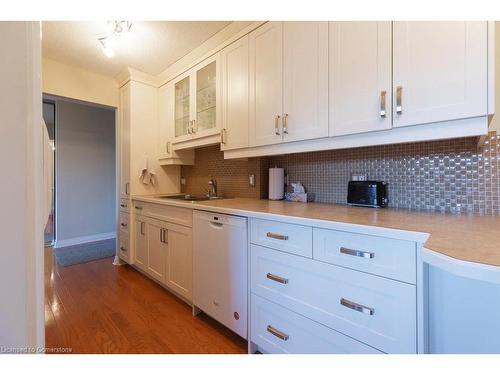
347;181;388;208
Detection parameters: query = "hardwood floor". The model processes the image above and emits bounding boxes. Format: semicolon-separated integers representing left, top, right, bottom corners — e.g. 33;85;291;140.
44;248;247;354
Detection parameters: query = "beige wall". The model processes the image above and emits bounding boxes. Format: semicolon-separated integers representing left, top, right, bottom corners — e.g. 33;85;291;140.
42;57;119;108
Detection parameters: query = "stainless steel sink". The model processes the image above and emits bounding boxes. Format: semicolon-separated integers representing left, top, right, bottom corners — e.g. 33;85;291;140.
158;194;225;202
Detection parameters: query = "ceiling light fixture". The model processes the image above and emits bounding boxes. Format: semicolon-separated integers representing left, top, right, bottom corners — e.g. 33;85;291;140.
98;21;132;59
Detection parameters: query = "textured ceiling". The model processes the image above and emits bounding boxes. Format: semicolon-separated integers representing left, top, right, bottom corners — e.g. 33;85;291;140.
42;21;232;77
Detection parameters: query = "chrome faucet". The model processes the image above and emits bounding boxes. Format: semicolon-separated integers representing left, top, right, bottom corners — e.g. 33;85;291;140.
207;176;217;198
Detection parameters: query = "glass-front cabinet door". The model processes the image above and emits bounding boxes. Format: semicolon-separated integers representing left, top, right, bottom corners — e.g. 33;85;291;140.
195;60;217;134
172;54;220;144
174;73;191;141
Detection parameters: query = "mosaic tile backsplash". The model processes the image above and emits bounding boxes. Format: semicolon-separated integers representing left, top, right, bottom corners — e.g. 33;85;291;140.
181;145;269;199
268;131;500;215
181;131;500;215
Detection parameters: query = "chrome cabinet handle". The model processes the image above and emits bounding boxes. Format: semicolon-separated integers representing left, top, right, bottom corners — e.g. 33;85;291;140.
340;247;374;259
283;113;289;134
267;325;289;341
159;228;168;244
274;115;281;135
266;232;288;241
340;298;375;315
193;119;197;133
140;222;145;235
166;141;171;154
380;90;387;118
120;246;127;252
125;182;130;195
266;272;288;284
396;86;402;115
220;128;227;145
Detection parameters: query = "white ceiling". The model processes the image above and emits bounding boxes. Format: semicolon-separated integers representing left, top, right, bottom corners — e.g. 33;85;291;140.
42;21;232;77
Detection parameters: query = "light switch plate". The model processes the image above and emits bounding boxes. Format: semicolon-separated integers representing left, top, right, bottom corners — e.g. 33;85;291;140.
181;178;186;185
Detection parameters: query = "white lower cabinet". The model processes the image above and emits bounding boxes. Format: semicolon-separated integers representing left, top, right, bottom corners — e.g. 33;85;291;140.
249;217;419;354
132;202;193;303
146;219;168;283
134;215;148;271
251;294;382;354
163;221;193;301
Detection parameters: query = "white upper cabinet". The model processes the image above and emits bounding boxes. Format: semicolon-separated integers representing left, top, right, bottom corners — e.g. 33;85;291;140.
173;54;221;147
249;21;328;147
158;82;174;160
393;21;488;128
249;22;283;147
330;22;392;136
283;22;329;142
173;70;193;143
221;35;250;151
158;82;194;165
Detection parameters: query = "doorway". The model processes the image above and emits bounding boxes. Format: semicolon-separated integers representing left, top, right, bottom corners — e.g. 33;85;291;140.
43;100;56;246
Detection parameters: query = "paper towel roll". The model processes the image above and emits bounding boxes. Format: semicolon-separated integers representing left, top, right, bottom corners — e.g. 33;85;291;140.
268;167;285;200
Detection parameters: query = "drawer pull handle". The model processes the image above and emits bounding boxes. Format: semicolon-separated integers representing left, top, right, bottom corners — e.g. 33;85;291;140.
266;272;288;284
267;325;289;341
135;206;143;210
120;246;127;252
266;232;288;241
120;223;127;227
340;247;374;259
120;204;127;208
340;298;374;315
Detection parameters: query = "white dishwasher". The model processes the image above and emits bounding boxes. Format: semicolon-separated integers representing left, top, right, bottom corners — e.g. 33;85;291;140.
193;210;248;339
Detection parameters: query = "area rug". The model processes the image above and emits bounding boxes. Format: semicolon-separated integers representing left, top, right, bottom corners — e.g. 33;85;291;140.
53;238;116;266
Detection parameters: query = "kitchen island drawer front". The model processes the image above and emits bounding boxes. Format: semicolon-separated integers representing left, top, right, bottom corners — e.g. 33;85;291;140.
251;294;382;354
313;228;416;284
250;218;312;257
132;201;192;227
250;244;417;353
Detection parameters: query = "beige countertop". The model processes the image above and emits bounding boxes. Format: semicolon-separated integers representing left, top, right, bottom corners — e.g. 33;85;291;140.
132;196;500;268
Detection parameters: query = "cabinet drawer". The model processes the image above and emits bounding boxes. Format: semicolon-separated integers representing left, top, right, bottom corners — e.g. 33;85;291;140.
251;294;382;354
250;218;312;257
119;213;129;234
132;201;192;227
119;198;130;212
118;232;130;262
250;244;416;353
313;228;416;284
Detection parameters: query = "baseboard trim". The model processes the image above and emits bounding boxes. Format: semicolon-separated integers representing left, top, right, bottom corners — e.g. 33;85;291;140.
54;232;116;248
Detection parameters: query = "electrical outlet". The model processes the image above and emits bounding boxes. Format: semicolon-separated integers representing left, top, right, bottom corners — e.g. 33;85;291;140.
249;174;255;187
351;173;367;181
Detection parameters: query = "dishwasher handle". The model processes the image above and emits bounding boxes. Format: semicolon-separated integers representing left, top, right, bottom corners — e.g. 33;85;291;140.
210;221;223;227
